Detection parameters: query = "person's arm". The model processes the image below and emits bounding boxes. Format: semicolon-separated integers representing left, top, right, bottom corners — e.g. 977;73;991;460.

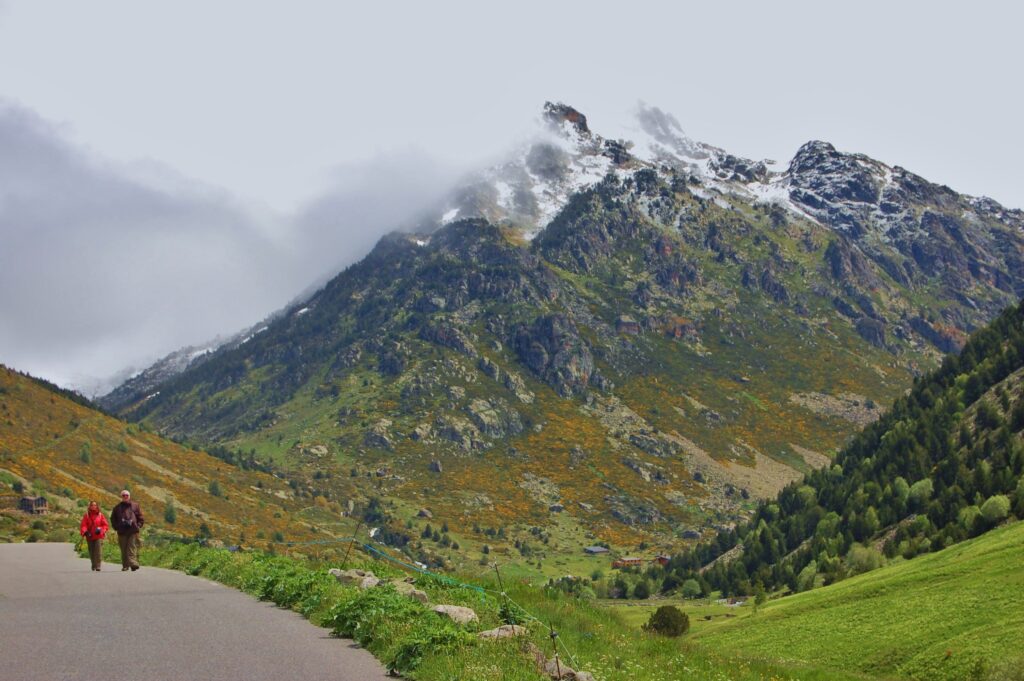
99;514;109;537
80;515;88;536
135;503;145;529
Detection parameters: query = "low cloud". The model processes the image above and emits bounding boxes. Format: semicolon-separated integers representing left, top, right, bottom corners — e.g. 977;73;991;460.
0;101;459;394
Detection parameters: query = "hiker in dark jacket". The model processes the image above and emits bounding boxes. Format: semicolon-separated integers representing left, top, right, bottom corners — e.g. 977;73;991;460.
80;501;109;571
110;490;145;571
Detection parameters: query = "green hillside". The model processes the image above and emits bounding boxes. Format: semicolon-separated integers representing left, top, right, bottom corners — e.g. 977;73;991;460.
694;519;1024;681
663;300;1024;597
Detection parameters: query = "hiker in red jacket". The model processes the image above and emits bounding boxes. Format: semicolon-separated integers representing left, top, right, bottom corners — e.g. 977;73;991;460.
110;490;144;571
80;501;109;571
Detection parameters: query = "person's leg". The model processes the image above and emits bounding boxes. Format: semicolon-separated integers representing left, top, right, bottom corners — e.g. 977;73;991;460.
127;533;140;569
118;533;130;569
88;539;101;570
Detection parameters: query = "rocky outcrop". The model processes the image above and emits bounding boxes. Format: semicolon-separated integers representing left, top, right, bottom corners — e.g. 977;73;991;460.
363;419;394;450
855;317;886;348
503;370;535;404
605;494;662;526
466;398;523;438
628;432;682;459
514;315;594;397
419;322;477;358
908;316;966;353
543;101;589;135
759;268;789;303
434;414;487;451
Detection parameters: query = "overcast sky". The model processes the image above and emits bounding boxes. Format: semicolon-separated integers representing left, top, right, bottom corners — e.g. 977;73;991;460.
1;1;1022;393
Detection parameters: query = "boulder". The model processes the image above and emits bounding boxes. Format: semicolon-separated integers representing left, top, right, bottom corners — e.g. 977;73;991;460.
855;316;886;348
432;604;479;625
478;624;528;640
389;579;429;603
429;460;443;473
329;568;380;590
363;419;394;450
417;508;433;519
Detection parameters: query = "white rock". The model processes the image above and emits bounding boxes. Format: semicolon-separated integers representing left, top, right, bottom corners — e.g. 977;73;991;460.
478;624;527;639
432;604;479;625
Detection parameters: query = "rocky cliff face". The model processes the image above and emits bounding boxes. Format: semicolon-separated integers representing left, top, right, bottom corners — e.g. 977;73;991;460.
102;102;1024;555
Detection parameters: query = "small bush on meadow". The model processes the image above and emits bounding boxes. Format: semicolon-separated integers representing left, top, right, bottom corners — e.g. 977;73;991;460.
845;544;883;575
981;495;1011;524
643;605;689;637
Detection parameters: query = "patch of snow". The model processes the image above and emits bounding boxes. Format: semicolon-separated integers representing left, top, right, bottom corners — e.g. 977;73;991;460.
295;307;310;316
414;237;430;247
494;180;515;211
441;207;460;223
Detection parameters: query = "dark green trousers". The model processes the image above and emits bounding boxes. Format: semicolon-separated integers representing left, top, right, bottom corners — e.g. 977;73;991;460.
117;532;140;569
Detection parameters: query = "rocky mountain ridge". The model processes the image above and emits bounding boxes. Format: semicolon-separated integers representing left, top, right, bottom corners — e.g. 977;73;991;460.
100;102;1024;559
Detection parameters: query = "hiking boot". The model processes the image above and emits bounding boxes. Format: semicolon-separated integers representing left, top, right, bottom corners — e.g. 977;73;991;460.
130;566;139;571
122;567;129;571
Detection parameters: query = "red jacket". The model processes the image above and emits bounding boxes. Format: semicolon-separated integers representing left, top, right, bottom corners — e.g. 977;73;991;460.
80;509;109;540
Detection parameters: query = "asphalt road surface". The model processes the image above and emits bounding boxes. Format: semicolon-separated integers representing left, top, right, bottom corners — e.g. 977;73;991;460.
0;543;390;681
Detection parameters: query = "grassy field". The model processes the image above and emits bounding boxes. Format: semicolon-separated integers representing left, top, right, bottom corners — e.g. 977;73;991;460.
692;520;1024;681
115;535;868;681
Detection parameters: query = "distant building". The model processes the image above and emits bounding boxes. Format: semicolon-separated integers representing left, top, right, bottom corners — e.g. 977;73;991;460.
654;555;671;566
19;496;48;514
583;546;609;555
612;556;644;569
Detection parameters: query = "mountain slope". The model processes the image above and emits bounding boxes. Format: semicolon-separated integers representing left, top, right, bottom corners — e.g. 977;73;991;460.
0;366;328;548
667;299;1024;597
103;103;1024;561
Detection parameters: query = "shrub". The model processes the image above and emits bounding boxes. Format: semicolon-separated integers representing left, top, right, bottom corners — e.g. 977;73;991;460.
643;605;689;637
981;495;1011;524
959;505;981;528
846;544;883;575
796;560;817;592
633;579;651;599
164;502;177;524
681;578;702;598
499;599;529;625
908;479;934;509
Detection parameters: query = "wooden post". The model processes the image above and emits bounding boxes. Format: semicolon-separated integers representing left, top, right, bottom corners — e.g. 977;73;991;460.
341;518;363;569
548;623;562;678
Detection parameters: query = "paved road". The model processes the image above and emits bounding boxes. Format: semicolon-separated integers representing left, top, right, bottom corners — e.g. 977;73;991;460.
0;543;390;681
